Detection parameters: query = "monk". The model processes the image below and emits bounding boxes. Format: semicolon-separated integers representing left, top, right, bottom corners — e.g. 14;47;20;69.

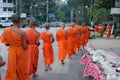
0;14;30;80
73;23;81;52
25;20;40;78
85;25;90;45
81;24;86;50
40;23;54;71
74;23;81;50
56;23;67;64
106;24;112;38
67;23;75;59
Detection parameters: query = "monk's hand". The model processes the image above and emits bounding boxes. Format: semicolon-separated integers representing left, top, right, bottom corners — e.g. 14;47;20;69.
37;42;40;46
5;44;10;46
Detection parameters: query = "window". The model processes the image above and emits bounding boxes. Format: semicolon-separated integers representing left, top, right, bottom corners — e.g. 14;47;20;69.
2;18;5;20
3;0;6;3
8;8;12;11
3;7;7;11
8;0;12;3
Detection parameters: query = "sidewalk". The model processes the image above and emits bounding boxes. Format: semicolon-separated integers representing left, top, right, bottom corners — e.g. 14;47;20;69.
89;38;120;55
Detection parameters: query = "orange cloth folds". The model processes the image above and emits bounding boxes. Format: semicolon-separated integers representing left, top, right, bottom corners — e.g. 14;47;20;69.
0;27;30;80
67;27;75;55
25;28;39;75
40;32;54;64
56;29;67;60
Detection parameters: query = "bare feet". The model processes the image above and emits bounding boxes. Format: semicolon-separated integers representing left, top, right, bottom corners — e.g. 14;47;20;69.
61;60;64;65
68;56;72;60
32;73;38;78
0;61;6;67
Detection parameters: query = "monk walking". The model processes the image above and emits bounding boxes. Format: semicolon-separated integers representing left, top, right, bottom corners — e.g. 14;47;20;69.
25;20;40;78
81;24;86;50
67;23;75;59
56;23;67;64
40;23;54;71
106;24;112;38
74;23;81;50
0;14;30;80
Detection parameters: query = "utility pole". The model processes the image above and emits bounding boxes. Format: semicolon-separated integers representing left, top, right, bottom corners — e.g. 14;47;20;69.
90;0;93;24
46;0;49;22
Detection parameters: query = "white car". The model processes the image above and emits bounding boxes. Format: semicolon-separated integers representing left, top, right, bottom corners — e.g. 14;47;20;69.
0;21;13;28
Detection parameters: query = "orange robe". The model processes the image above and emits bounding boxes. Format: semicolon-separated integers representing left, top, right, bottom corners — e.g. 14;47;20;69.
40;31;54;64
67;27;75;55
25;28;39;75
0;27;30;80
81;27;86;45
107;25;112;38
85;26;89;44
74;25;81;51
56;29;67;60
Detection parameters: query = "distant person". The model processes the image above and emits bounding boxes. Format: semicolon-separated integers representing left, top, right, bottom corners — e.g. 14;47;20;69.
25;20;40;78
0;14;30;80
0;55;6;80
106;24;112;38
56;23;67;64
40;23;54;71
66;23;75;59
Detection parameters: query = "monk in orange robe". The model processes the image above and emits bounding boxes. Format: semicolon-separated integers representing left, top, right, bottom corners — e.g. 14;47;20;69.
25;20;40;78
67;23;75;59
40;23;54;71
0;14;30;80
73;24;81;52
56;23;67;64
85;25;89;44
81;25;86;50
106;24;112;38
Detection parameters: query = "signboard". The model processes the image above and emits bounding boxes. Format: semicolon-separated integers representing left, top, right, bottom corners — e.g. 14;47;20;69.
111;8;120;14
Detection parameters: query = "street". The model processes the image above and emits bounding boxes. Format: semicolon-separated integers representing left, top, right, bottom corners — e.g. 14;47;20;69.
0;27;120;80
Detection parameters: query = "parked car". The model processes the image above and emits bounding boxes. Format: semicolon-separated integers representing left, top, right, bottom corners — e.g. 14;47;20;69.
50;21;60;27
0;21;13;28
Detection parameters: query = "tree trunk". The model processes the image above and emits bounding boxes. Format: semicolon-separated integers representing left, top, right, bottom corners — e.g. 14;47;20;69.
71;7;74;23
76;10;78;23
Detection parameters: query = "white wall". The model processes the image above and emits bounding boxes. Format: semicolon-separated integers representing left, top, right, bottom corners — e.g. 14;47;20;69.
0;0;15;15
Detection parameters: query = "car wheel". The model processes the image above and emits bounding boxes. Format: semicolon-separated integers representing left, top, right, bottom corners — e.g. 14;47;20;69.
0;25;3;28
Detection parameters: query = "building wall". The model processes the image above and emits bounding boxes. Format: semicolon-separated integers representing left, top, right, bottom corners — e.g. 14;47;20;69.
115;0;120;7
0;0;15;15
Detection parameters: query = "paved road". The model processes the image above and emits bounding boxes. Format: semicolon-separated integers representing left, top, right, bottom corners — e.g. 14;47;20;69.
0;27;120;80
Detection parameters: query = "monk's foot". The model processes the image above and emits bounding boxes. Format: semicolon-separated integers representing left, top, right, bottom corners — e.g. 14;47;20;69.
68;56;72;60
32;74;38;78
44;68;48;71
0;61;6;67
49;66;52;71
61;61;64;65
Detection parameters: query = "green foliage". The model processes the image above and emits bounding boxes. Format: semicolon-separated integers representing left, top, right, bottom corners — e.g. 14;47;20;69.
55;8;65;21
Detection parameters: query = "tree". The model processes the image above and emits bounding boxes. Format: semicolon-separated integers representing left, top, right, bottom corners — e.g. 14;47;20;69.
55;8;65;21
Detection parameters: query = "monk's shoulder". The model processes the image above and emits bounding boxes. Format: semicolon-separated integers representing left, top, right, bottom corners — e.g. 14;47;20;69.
18;29;25;36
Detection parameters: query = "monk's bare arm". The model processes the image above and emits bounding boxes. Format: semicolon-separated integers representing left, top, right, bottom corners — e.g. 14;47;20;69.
36;32;40;46
51;33;55;43
21;31;28;50
65;30;68;40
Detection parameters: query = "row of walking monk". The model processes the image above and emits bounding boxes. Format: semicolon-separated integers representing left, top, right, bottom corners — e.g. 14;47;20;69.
0;14;90;80
94;24;112;38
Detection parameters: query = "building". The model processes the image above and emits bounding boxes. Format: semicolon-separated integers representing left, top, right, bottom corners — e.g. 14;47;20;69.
111;0;120;14
0;0;16;19
0;0;16;27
